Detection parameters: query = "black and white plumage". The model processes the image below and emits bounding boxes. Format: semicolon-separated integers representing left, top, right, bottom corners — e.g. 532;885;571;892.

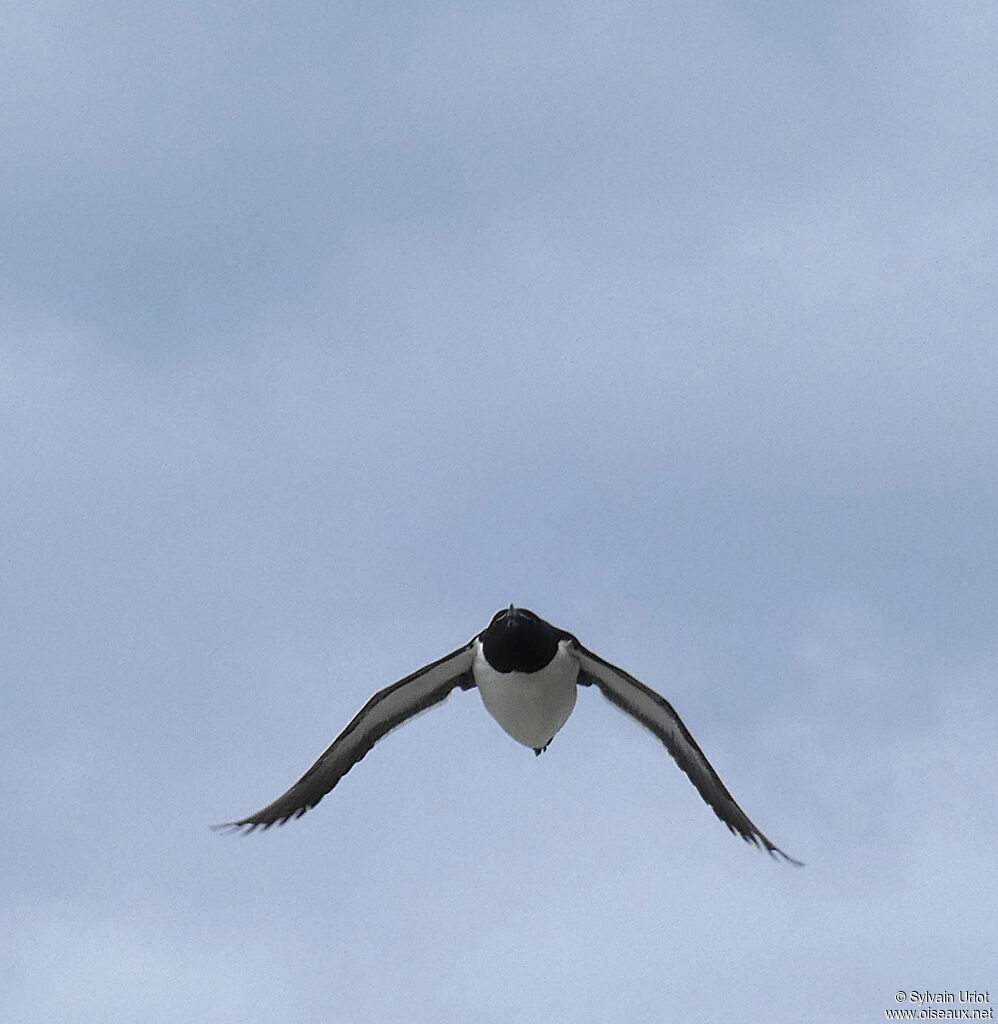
216;606;801;864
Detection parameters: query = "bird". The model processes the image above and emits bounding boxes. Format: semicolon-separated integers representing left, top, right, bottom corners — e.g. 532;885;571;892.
215;606;801;864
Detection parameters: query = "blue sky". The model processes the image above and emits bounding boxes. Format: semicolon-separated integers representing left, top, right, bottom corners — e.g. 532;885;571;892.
4;2;996;1021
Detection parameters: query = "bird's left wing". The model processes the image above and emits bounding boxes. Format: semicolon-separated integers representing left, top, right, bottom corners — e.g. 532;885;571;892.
571;641;802;864
215;641;477;832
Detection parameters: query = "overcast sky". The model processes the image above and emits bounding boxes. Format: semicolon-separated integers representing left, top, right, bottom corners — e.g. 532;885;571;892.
4;2;996;1022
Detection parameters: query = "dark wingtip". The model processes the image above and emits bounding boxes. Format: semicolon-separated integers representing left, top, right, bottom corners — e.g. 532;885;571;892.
210;821;244;835
728;822;803;866
757;834;804;867
756;835;804;867
211;804;316;833
211;818;278;835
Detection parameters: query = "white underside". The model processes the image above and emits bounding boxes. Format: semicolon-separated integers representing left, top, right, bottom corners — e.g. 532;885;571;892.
473;638;579;749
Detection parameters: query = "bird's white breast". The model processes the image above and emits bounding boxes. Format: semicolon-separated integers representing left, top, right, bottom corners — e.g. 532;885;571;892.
473;638;579;749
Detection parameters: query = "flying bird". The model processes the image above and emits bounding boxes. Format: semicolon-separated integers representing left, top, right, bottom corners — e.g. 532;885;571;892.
216;606;801;863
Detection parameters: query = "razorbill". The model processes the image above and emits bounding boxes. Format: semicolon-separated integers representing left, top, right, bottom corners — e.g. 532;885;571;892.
216;606;801;863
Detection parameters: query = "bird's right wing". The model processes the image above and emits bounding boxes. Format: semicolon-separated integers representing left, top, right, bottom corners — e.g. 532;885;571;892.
215;641;477;832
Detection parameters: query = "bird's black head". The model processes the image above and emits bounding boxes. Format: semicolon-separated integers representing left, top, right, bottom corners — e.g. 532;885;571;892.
481;605;565;673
